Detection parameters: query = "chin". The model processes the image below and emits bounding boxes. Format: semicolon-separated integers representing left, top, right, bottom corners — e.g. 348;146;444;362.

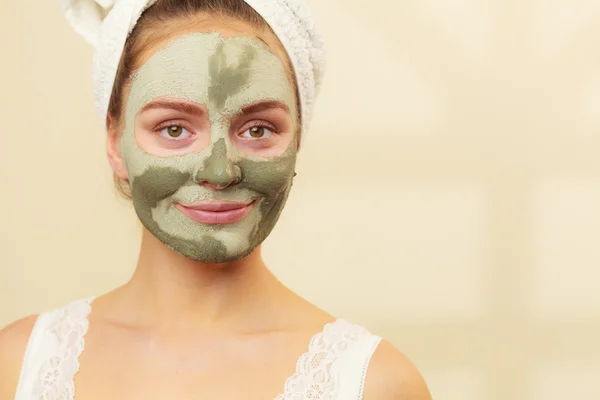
151;228;259;264
189;250;257;265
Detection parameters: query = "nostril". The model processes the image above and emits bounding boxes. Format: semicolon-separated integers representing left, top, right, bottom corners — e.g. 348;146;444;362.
214;181;232;190
198;174;241;190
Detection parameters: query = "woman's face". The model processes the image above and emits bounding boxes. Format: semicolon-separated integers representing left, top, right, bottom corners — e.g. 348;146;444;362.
112;24;299;264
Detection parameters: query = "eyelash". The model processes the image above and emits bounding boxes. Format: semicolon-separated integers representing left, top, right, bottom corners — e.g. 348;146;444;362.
239;120;279;136
154;120;195;134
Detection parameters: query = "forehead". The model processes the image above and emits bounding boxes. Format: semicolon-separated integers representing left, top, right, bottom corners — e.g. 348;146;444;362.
127;32;296;116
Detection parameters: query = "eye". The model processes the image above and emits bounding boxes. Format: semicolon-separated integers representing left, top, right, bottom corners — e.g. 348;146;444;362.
159;125;192;140
240;125;274;139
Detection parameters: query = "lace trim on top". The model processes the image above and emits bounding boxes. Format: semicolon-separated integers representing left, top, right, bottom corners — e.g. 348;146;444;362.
275;319;368;400
33;298;94;400
30;299;365;400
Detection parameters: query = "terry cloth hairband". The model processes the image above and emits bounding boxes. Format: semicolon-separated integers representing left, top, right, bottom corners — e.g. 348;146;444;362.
60;0;326;136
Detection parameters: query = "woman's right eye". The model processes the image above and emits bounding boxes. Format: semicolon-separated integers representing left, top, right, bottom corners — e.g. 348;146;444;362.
159;125;192;140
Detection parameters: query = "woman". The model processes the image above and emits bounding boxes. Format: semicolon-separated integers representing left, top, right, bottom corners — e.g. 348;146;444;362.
0;0;431;398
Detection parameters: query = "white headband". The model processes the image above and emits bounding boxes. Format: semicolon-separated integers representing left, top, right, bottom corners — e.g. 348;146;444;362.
61;0;326;136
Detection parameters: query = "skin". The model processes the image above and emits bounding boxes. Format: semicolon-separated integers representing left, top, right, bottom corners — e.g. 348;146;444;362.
0;15;431;400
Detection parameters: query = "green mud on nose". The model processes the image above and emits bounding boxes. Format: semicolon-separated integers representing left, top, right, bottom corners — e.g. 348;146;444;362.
195;138;242;187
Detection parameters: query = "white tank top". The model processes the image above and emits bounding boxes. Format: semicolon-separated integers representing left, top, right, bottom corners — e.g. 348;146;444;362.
13;298;382;400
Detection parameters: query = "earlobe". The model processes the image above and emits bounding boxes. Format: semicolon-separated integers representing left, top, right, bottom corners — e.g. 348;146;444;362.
106;120;129;181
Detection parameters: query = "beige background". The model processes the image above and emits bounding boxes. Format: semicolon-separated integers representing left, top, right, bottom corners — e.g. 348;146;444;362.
1;0;600;398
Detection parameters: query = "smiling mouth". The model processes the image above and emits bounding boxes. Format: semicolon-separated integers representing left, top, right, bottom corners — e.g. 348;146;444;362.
174;200;256;224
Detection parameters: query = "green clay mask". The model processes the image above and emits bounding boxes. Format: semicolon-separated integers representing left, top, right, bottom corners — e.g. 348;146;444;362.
121;33;298;263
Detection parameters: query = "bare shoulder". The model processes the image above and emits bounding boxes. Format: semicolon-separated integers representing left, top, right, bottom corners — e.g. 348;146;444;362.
362;339;432;400
0;315;38;400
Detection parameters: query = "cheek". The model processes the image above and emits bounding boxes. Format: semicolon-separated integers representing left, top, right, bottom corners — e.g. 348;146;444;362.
239;155;296;196
130;166;191;207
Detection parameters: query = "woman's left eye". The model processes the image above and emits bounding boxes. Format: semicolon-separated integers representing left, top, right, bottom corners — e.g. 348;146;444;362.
159;125;192;140
240;126;274;139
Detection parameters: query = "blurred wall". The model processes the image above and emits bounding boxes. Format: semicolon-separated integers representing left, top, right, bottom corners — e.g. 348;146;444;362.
1;0;599;399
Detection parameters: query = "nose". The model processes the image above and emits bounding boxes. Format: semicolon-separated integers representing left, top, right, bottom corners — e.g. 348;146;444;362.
195;139;242;190
197;162;242;190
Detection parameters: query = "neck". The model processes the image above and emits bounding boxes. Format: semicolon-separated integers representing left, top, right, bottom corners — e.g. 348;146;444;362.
114;227;288;332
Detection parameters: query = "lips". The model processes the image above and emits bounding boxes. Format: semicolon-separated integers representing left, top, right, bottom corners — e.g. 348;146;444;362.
175;200;256;225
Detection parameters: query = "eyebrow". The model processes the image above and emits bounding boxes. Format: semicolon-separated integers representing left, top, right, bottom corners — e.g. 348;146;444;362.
139;100;206;115
139;99;288;116
241;100;290;115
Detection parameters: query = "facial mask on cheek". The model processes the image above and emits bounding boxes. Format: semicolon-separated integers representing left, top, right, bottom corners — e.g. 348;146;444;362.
119;33;299;263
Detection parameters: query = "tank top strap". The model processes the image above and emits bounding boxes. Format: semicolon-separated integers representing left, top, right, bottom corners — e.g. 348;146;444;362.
14;298;94;400
333;331;382;399
277;318;382;400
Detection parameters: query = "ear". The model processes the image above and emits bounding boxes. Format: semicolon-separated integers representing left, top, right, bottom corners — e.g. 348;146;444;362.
106;116;129;181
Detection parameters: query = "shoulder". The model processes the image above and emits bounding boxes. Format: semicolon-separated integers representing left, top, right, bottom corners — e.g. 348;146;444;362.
362;339;432;400
0;315;38;400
